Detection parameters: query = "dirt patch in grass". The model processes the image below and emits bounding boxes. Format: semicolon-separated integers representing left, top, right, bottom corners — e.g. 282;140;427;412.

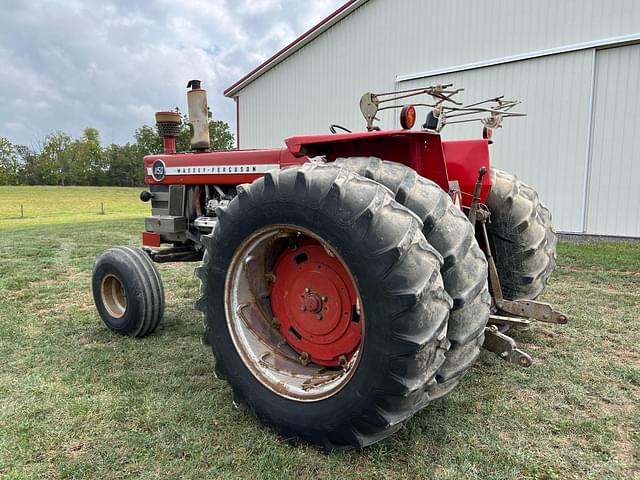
510;387;545;404
614;435;635;465
65;442;87;459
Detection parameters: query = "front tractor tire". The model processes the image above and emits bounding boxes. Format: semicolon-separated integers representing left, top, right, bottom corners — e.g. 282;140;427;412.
196;163;453;450
485;169;557;300
92;246;165;337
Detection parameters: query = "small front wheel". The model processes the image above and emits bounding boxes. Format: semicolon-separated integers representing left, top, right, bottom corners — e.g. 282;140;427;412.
92;246;165;337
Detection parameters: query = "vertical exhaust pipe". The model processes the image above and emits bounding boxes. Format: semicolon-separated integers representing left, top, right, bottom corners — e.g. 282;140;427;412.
186;80;210;151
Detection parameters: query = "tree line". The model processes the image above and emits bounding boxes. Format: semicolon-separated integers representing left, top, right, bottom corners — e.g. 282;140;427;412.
0;113;234;187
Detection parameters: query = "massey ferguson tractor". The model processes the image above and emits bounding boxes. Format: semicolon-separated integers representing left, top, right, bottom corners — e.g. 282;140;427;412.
92;80;566;450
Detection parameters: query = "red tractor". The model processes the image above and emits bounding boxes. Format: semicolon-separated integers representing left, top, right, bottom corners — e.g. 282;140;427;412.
92;81;566;450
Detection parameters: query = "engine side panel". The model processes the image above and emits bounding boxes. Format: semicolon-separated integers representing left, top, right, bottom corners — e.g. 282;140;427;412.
144;148;304;186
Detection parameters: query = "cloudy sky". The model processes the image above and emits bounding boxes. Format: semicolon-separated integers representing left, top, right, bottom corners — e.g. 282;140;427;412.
0;0;344;147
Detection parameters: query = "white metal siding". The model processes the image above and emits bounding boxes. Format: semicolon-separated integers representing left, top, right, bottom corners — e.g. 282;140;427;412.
586;44;640;236
238;0;640;150
234;0;640;236
397;51;594;233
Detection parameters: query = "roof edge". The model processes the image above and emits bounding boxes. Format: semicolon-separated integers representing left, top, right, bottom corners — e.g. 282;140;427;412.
224;0;368;97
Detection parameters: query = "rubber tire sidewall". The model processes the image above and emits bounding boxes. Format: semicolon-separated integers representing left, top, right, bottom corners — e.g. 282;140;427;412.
485;168;557;300
92;251;147;337
205;174;443;445
334;157;490;397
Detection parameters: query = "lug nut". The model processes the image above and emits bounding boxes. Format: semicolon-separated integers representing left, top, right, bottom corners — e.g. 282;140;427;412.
316;313;323;320
300;352;310;366
338;355;347;367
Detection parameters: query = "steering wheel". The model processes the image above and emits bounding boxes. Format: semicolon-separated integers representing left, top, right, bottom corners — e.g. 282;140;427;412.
330;124;352;134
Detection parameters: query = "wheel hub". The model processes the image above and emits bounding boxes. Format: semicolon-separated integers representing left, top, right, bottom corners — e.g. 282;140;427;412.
301;291;324;314
100;273;127;319
270;240;362;366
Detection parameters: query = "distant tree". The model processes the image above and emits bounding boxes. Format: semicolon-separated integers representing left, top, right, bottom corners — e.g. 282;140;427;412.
39;132;73;185
134;125;163;158
16;144;40;185
0;137;23;185
208;119;235;150
1;115;233;186
67;128;106;185
105;143;144;186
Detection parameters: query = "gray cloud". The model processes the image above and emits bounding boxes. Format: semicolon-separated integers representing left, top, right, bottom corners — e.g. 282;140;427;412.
0;0;344;146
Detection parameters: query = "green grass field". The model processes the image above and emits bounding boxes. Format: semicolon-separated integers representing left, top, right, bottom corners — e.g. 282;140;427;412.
0;188;638;479
0;186;147;230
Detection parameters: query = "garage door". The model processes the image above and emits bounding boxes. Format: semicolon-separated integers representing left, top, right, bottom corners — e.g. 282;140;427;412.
585;43;640;237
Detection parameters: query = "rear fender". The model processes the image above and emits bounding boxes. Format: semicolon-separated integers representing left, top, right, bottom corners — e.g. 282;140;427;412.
442;139;492;207
285;130;450;192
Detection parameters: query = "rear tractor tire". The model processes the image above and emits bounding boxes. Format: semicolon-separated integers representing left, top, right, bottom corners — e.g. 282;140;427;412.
92;246;165;337
196;163;453;450
485;168;557;300
336;157;491;401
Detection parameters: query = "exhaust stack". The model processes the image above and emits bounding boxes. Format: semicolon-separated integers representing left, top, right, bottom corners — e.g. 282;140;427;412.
186;80;210;151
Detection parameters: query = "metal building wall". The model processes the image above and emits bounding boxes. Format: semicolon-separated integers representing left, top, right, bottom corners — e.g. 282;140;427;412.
234;0;640;235
397;51;593;233
586;44;640;237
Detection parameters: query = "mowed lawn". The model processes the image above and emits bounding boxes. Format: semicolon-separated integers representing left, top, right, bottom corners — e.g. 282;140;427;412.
0;189;638;479
0;186;147;230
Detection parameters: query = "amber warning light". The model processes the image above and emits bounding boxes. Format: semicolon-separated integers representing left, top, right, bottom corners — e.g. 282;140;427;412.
483;126;494;144
400;105;416;129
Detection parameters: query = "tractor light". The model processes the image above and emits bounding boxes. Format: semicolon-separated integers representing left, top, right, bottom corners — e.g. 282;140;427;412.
142;231;161;247
400;105;416;130
483;126;494;144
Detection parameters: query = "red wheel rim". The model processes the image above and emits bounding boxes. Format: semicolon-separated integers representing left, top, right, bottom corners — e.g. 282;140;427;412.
270;239;363;366
225;226;364;401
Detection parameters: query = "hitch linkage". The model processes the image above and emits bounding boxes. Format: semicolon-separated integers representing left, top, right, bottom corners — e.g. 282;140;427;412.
467;167;568;367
